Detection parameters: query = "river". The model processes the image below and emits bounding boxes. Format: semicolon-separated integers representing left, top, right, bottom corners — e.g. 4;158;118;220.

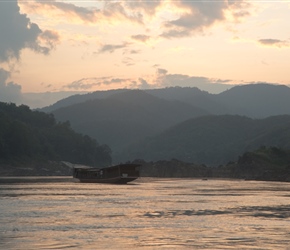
0;177;290;249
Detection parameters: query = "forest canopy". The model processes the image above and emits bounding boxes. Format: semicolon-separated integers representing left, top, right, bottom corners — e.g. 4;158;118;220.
0;102;111;167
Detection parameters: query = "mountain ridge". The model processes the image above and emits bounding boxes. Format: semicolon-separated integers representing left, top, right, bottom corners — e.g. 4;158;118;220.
52;90;208;156
43;83;290;164
41;83;290;118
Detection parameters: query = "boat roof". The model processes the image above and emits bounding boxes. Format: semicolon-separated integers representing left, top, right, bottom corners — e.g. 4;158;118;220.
74;167;100;171
74;163;140;171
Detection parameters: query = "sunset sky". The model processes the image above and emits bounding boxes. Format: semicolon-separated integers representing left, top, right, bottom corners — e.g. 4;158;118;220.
1;0;290;106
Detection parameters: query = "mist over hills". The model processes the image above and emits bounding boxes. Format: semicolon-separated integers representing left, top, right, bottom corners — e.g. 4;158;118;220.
121;115;290;165
52;90;208;156
44;83;290;164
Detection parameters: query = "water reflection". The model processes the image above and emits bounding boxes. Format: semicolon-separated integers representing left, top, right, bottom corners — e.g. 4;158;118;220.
144;209;230;218
237;205;290;218
0;178;290;249
143;204;290;219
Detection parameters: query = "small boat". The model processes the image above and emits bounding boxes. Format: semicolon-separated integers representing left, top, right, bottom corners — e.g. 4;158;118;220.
73;163;140;184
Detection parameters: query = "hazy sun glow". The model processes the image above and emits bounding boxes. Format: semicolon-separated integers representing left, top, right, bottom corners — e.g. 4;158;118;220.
1;0;290;96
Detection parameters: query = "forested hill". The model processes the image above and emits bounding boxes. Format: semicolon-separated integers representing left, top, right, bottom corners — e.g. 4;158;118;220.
120;115;290;165
51;89;208;155
231;147;290;181
0;102;111;175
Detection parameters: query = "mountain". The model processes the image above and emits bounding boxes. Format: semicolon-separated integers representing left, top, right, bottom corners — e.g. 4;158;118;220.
119;115;290;165
43;83;290;164
213;83;290;117
154;84;290;117
40;89;128;112
41;87;225;114
42;84;290;118
147;87;229;114
23;91;88;109
51;90;208;159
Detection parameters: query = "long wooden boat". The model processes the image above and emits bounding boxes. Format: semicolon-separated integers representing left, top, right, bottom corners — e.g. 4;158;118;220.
72;163;140;184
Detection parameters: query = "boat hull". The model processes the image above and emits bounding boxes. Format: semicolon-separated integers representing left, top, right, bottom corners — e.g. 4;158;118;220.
73;164;140;184
78;176;138;184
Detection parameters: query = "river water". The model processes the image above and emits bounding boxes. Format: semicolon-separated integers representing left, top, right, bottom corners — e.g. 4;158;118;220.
0;177;290;249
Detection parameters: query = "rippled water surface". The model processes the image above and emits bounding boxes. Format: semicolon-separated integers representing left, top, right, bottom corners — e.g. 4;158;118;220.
0;177;290;249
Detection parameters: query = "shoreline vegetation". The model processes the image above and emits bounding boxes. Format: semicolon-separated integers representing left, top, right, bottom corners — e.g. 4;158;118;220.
1;147;290;183
136;146;290;182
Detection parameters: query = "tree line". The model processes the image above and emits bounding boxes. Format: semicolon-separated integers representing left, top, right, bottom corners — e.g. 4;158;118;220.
0;102;111;167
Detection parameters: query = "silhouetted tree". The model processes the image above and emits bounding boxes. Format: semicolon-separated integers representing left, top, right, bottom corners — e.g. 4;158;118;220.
0;102;112;167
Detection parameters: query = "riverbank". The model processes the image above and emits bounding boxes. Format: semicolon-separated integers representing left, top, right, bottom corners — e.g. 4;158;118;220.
0;160;72;176
0;176;74;184
1;147;290;183
136;159;290;182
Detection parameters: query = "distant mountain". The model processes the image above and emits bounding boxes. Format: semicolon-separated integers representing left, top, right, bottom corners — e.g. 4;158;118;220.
153;84;290;117
214;83;290;117
52;90;208;159
23;91;88;109
41;86;225;114
147;87;229;114
41;89;128;112
119;115;290;165
42;84;290;118
44;84;290;164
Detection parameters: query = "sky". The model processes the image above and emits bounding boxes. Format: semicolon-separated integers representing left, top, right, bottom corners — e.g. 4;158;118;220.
1;0;290;107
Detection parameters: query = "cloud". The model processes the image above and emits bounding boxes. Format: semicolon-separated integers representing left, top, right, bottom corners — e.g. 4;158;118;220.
65;75;155;91
0;0;59;62
157;68;168;75
155;68;234;93
0;0;40;62
125;0;162;16
103;2;143;24
64;67;237;93
138;78;151;89
258;39;290;48
38;30;60;52
0;0;60;107
98;43;130;54
131;34;151;43
65;77;131;90
161;0;251;38
20;0;253;48
104;78;128;84
0;68;23;104
21;1;101;24
127;49;141;55
21;1;143;25
227;0;251;20
127;77;153;89
66;77;107;90
122;57;135;66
